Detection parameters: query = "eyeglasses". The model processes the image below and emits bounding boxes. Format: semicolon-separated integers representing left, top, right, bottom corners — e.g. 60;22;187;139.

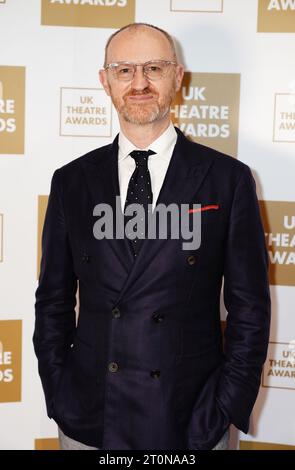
104;60;177;81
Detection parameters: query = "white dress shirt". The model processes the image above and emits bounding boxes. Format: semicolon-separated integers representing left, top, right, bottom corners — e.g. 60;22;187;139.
118;122;177;212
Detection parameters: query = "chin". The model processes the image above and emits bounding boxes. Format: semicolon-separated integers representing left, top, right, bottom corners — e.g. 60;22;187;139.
122;104;170;125
123;108;160;125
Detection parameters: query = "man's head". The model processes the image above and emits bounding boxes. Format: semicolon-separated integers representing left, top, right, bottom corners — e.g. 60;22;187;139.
99;23;184;126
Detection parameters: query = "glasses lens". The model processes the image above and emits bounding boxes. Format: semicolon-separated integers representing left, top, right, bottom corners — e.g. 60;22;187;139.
109;61;173;81
144;62;169;79
115;64;134;81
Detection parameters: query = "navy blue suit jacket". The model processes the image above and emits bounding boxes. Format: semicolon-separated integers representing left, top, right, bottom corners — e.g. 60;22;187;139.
33;128;270;450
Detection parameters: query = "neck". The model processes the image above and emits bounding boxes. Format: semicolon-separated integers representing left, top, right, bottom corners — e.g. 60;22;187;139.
119;116;172;149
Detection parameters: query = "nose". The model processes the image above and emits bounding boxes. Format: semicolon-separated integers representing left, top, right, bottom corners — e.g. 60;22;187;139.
131;65;149;90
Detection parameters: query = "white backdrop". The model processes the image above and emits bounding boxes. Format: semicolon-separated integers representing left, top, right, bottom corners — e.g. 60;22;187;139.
0;0;294;450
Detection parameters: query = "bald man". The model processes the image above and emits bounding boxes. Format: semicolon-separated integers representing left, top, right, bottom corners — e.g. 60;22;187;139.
33;23;270;451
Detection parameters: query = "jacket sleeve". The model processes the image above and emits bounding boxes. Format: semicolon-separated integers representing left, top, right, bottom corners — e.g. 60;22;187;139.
186;165;271;450
33;169;77;418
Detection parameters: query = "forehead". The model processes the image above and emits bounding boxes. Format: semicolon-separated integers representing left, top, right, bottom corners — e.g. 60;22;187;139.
106;27;174;63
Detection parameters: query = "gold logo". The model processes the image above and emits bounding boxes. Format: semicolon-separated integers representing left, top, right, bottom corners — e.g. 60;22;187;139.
41;0;135;29
171;72;240;157
170;0;223;12
37;196;49;279
258;0;295;32
259;201;295;286
60;87;112;138
0;320;22;402
262;341;295;390
0;66;25;154
240;440;295;450
35;438;60;450
0;213;3;262
273;92;295;143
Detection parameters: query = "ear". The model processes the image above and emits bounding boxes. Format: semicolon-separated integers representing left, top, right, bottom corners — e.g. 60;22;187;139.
99;69;111;96
175;64;184;92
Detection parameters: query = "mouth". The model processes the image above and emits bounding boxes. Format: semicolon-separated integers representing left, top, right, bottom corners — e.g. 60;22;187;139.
126;93;155;102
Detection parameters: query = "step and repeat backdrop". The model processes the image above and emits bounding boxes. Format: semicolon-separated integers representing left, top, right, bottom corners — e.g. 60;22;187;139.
0;0;294;450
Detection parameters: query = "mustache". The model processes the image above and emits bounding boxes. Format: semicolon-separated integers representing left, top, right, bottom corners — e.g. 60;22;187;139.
124;87;158;98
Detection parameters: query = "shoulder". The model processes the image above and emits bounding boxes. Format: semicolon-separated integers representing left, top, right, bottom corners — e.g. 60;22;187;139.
176;127;251;181
55;141;114;177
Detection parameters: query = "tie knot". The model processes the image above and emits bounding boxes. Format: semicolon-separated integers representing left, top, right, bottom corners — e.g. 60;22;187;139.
129;149;155;167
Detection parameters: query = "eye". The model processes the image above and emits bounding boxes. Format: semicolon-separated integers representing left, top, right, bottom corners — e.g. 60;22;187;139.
117;66;132;75
146;65;162;73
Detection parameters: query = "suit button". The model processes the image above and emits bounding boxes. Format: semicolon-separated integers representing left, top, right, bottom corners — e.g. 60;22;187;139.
150;369;161;379
112;307;121;318
152;313;164;323
108;362;119;373
187;255;197;265
82;253;90;263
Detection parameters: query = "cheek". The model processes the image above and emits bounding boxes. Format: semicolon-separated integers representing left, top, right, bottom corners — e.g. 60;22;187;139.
159;81;176;101
118;81;131;94
109;82;127;101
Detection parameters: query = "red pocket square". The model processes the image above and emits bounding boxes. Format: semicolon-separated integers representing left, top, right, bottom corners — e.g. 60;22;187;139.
188;204;220;214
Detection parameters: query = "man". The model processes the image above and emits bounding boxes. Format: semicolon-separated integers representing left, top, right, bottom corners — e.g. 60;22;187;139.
33;23;270;451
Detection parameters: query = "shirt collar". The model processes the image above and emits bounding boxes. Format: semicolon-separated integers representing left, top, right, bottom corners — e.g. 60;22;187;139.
118;122;177;162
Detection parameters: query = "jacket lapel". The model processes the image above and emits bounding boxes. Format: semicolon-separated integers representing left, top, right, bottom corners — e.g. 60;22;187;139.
81;136;134;273
114;128;216;304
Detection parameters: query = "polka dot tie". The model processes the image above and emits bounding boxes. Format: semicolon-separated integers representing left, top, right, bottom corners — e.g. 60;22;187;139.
124;149;156;258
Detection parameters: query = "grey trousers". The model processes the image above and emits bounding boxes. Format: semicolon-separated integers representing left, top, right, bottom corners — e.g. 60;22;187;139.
58;427;229;450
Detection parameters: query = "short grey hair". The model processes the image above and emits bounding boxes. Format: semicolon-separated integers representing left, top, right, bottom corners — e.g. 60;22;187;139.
103;23;177;67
